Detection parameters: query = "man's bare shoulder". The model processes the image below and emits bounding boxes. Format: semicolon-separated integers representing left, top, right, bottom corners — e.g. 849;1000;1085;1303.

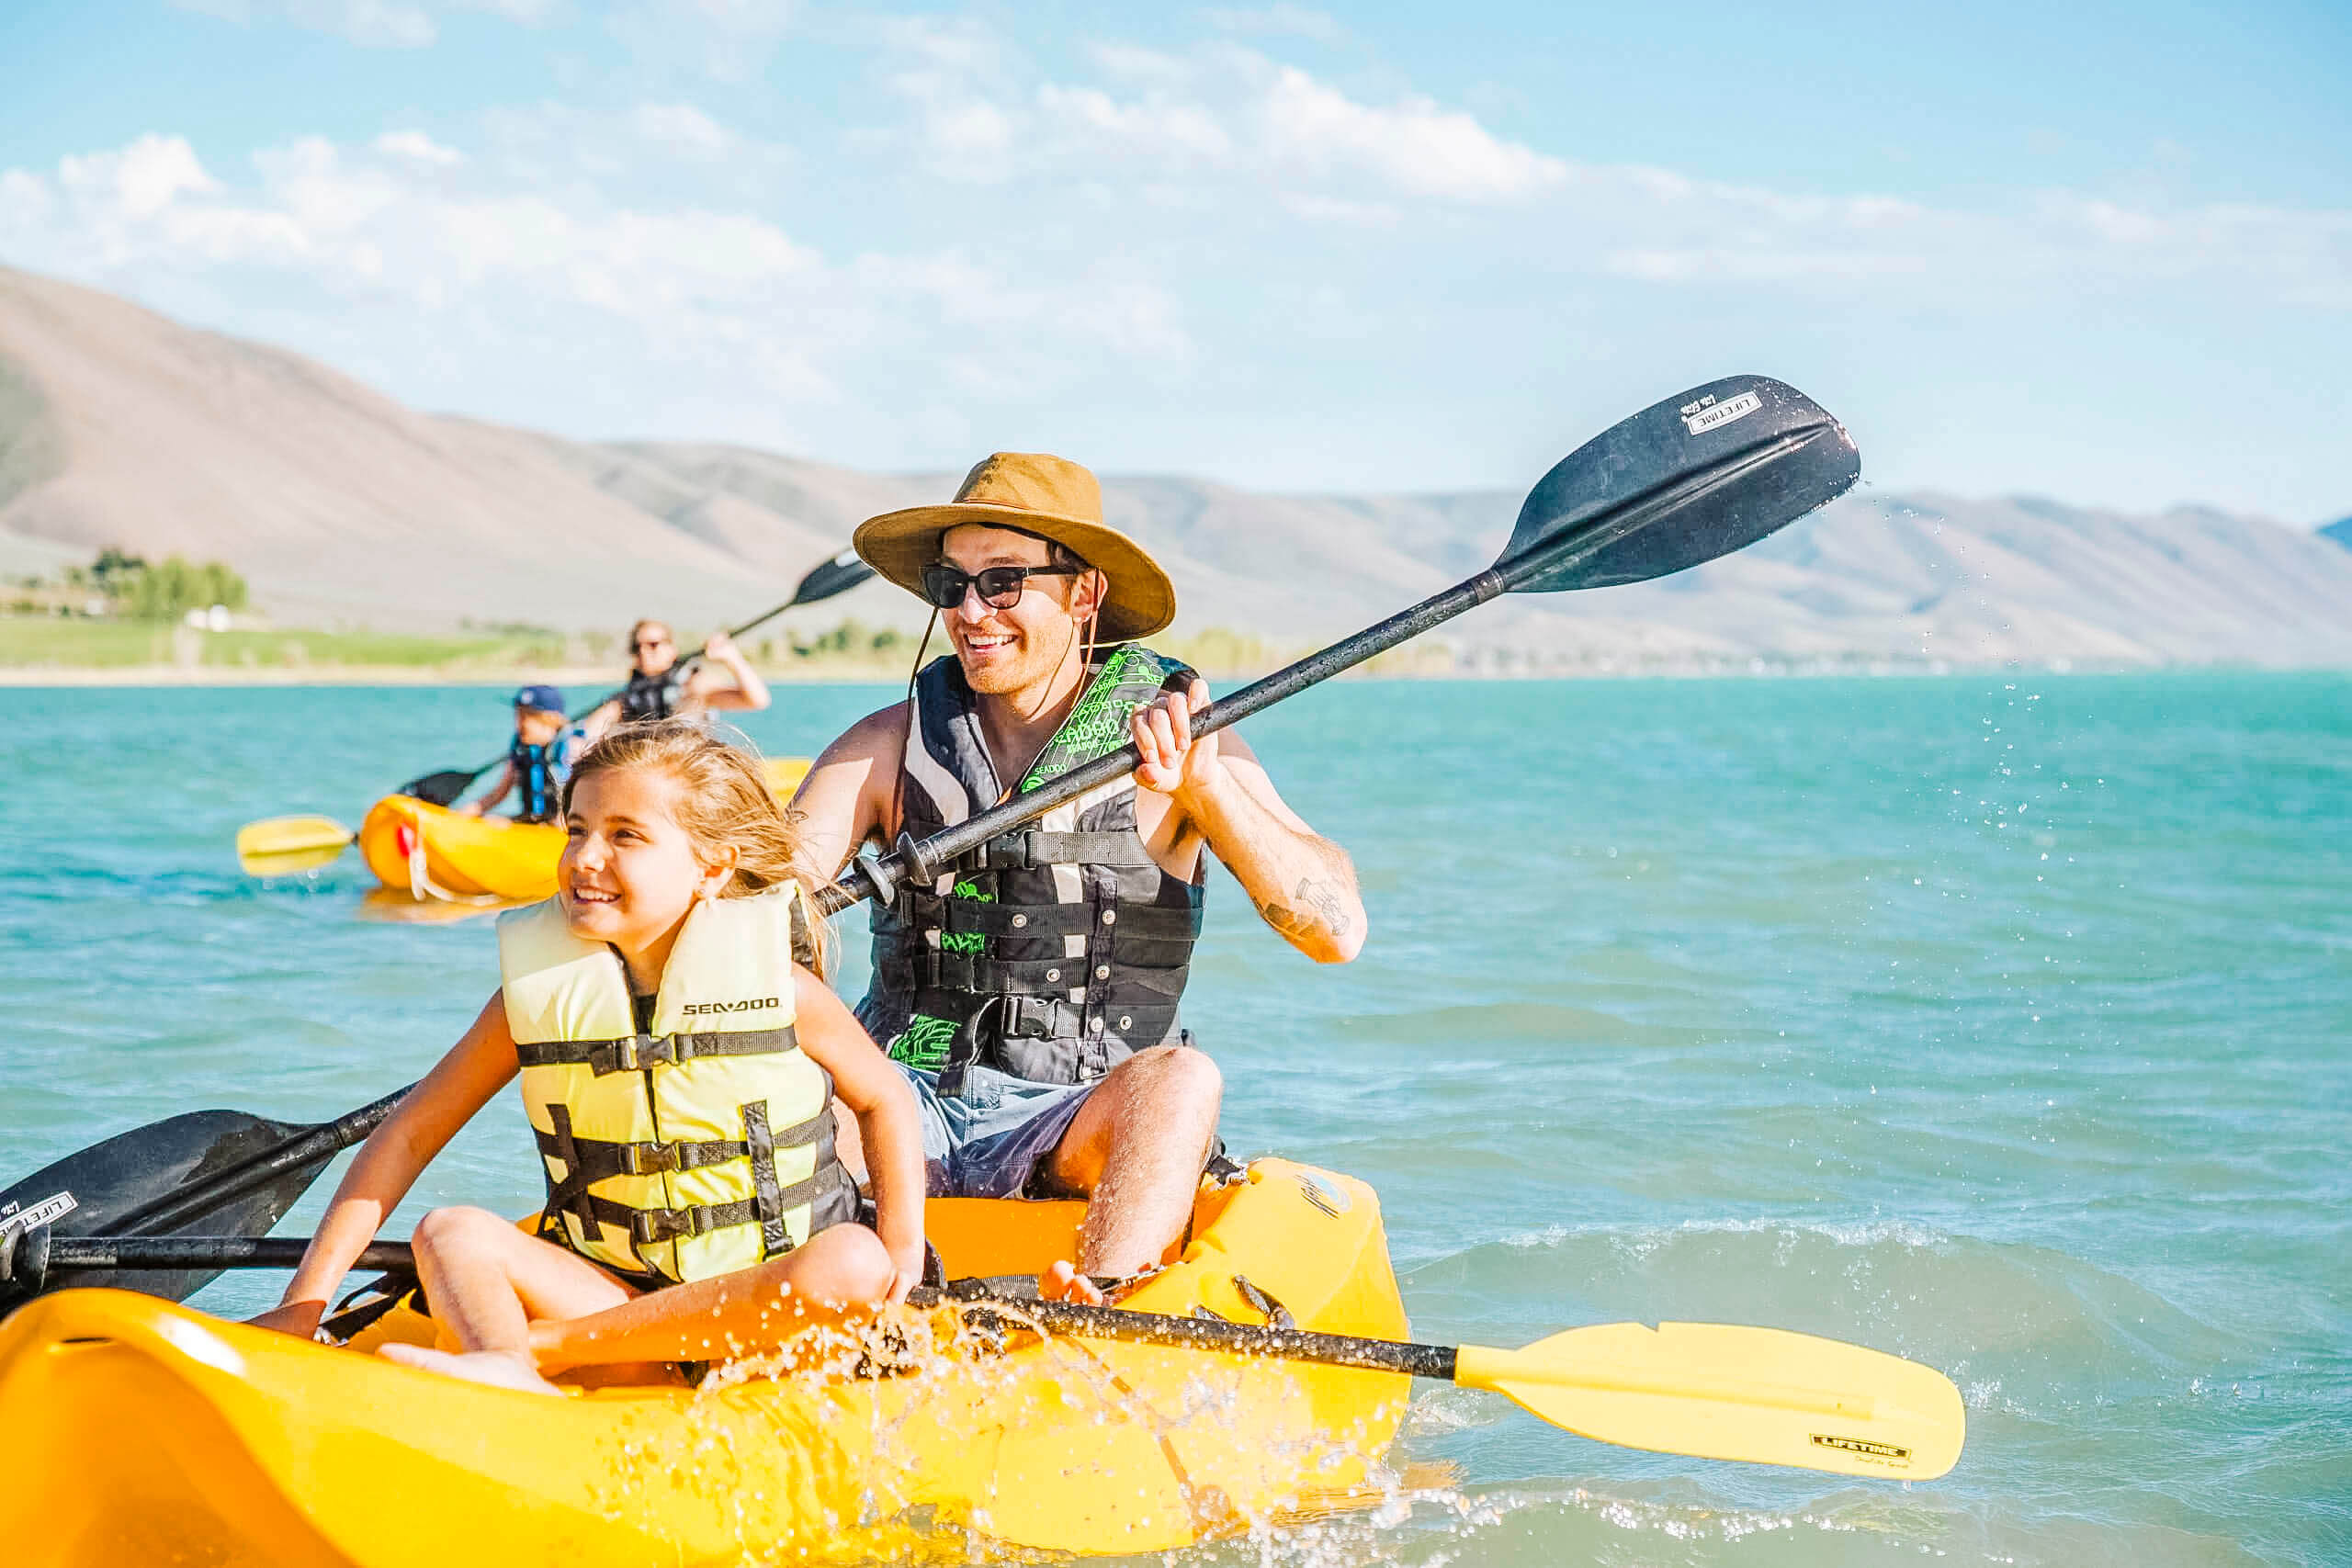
811;700;910;769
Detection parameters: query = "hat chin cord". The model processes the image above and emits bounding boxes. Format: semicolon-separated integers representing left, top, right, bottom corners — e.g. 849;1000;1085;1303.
894;591;1103;834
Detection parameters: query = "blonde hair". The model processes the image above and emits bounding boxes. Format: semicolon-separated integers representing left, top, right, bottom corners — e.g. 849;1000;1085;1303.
562;719;832;976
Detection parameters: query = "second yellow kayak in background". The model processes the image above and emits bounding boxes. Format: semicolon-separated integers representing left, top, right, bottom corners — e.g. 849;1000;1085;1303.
358;755;811;903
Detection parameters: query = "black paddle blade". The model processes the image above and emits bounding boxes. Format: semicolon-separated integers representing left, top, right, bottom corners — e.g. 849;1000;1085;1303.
1502;376;1858;593
1;1110;322;1304
400;767;481;807
790;549;876;608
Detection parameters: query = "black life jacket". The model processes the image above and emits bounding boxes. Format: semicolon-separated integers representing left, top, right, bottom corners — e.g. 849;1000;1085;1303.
620;667;686;723
856;645;1206;1089
509;737;560;823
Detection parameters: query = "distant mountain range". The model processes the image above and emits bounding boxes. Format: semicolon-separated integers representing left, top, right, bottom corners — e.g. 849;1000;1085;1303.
4;265;2349;670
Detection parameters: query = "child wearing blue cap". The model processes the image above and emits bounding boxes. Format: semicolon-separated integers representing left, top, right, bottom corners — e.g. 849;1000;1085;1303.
462;685;583;824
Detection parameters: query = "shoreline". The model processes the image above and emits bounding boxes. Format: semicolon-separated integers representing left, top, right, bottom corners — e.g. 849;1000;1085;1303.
1;659;2340;690
0;662;910;689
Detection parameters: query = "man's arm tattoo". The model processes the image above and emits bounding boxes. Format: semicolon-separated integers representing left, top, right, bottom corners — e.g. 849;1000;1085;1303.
1258;876;1351;940
1294;876;1352;939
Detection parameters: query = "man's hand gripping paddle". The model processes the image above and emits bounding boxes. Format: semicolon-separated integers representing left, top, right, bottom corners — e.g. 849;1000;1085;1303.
233;551;877;874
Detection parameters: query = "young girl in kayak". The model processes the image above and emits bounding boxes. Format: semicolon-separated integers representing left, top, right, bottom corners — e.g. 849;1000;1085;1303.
253;722;927;1395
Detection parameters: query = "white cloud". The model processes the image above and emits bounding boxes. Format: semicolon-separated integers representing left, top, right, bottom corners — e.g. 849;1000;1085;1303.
1259;65;1566;200
0;127;1193;425
879;34;1565;205
864;17;1025;180
373;130;466;166
58;135;219;220
0;169;52;229
1036;85;1232;161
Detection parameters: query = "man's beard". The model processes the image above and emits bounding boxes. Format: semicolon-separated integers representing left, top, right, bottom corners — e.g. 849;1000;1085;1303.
959;623;1075;696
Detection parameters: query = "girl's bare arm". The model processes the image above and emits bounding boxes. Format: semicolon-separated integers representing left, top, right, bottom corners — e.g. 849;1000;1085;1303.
249;992;521;1336
792;966;928;1300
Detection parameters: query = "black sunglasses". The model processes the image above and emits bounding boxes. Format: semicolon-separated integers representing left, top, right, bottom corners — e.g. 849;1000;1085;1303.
920;562;1080;610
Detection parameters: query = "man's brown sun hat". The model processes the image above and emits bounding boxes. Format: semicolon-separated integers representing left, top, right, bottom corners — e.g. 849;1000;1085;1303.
853;452;1177;643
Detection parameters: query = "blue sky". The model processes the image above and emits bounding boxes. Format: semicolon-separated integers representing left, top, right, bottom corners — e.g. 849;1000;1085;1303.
2;0;2346;520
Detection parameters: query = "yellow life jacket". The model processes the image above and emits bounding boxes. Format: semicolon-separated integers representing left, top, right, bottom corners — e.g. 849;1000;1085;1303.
496;886;852;1285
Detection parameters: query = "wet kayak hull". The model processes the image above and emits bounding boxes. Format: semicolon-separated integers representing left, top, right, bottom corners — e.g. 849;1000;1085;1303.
0;1158;1409;1565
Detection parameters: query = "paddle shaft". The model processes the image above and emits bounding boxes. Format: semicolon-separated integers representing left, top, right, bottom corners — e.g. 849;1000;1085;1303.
32;1235;1455;1382
908;1288;1458;1377
29;1235;415;1274
105;1085;414;1238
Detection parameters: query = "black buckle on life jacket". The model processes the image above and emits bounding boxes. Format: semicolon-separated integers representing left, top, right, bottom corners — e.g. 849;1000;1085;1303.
603;1033;674;1075
629;1206;709;1246
617;1142;683;1176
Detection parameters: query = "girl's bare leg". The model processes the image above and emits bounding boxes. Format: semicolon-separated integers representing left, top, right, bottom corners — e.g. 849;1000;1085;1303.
530;1224;895;1373
377;1206;636;1394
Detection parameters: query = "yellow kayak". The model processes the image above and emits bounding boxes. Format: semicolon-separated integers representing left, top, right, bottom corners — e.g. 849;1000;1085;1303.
358;757;812;903
0;1159;1410;1566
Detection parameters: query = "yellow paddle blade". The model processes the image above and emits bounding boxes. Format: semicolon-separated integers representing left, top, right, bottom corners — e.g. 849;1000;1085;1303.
1453;1321;1964;1481
236;815;355;877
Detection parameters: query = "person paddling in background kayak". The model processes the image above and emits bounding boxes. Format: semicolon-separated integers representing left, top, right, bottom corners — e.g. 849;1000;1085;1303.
583;620;772;736
792;452;1365;1306
250;721;927;1393
459;683;582;823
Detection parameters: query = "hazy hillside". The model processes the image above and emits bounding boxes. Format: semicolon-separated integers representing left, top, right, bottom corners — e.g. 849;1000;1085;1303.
6;264;2350;669
0;267;827;631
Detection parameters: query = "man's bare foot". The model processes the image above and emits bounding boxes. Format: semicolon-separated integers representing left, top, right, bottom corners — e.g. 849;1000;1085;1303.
1038;1260;1108;1305
379;1342;564;1395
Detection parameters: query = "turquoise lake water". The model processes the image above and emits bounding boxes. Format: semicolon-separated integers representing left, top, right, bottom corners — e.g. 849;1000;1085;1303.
1;672;2345;1566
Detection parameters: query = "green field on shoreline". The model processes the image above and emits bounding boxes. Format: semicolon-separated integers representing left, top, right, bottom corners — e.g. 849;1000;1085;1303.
0;615;1385;682
0;616;549;671
0;615;939;678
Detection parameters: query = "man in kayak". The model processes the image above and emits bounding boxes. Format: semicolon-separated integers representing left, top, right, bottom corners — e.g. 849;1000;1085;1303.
792;452;1365;1303
582;621;771;734
460;684;582;824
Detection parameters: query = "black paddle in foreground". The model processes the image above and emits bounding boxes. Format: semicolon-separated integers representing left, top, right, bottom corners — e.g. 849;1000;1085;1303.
398;549;878;807
0;1235;1960;1480
820;373;1858;915
24;375;1854;1312
0;1087;413;1306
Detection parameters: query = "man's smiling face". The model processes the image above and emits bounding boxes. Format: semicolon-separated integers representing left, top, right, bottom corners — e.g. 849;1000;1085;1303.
937;524;1099;695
